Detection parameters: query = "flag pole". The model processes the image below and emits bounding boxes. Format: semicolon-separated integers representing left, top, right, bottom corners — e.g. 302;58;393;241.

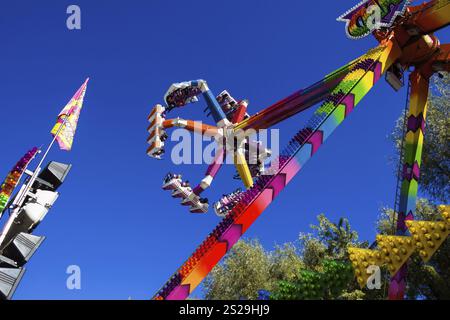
0;114;70;247
10;113;71;213
37;113;69;172
0;77;88;247
9;76;88;212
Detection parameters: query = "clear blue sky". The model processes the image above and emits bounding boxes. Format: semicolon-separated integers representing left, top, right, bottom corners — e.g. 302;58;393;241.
0;1;448;299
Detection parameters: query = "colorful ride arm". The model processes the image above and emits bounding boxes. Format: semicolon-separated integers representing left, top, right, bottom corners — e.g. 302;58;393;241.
233;141;254;189
406;0;450;35
229;69;360;187
148;85;257;212
388;68;430;300
233;62;356;131
153;40;402;300
192;148;225;196
146;104;221;159
388;41;449;299
164;80;230;127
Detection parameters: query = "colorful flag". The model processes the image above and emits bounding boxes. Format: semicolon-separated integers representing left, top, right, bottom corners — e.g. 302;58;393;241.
51;78;89;151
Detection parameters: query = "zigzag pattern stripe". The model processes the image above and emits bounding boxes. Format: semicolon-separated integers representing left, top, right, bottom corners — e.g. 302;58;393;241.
390;69;431;299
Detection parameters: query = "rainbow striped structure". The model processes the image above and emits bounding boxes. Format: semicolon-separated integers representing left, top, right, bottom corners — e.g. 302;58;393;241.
153;40;401;300
388;70;430;299
150;0;449;301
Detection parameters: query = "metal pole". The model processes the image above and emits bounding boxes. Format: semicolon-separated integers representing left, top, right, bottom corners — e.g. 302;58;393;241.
11;113;70;212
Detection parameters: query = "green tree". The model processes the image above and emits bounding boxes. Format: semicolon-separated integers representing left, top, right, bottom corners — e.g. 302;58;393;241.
309;215;359;259
269;242;305;282
203;239;304;300
204;215;378;300
203;239;272;300
281;215;384;300
270;260;355;300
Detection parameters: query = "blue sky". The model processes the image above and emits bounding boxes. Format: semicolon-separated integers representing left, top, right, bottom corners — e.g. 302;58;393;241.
0;1;448;299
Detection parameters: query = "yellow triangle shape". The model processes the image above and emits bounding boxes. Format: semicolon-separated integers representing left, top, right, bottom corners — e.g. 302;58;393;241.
348;247;382;288
376;235;415;276
438;205;450;227
406;220;450;263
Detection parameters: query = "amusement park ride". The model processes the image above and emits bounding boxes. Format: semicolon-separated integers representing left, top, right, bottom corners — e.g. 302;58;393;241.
0;79;88;300
0;0;448;302
147;0;449;300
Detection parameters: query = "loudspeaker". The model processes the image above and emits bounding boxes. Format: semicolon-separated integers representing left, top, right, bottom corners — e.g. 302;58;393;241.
33;161;72;191
2;233;45;267
0;267;25;300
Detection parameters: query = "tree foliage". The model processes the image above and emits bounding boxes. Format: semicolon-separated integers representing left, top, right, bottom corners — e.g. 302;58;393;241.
270;260;354;300
204;215;375;300
203;239;305;300
203;239;273;300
